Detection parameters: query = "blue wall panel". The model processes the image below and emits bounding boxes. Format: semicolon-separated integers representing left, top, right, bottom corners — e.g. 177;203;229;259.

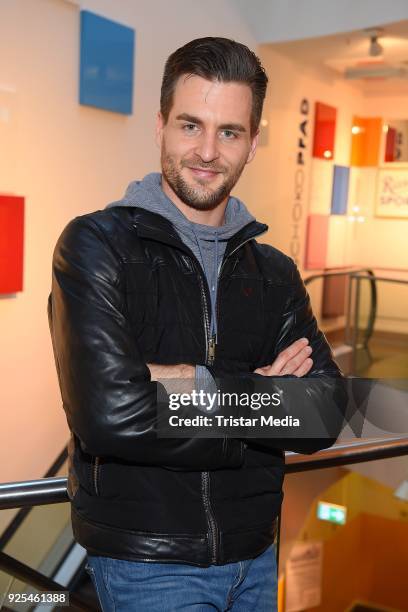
331;165;350;215
79;10;135;115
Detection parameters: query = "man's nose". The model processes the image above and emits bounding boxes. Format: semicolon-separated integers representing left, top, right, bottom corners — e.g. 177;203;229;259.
195;132;220;163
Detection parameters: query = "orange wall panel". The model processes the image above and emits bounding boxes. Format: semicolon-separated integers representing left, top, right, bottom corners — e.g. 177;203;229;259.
350;116;382;166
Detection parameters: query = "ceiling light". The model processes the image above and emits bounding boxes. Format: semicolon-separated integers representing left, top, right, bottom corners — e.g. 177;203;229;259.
323;150;332;159
364;28;384;58
351;126;361;135
260;118;268;127
369;34;384;57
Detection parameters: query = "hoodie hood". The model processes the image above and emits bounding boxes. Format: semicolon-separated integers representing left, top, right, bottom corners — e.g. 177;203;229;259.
106;172;256;341
106;172;255;240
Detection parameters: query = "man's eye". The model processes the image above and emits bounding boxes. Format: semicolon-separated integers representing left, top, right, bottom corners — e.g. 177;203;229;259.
183;124;198;133
221;130;237;139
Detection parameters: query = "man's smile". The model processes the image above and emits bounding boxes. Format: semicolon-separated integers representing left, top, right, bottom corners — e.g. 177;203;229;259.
188;167;221;180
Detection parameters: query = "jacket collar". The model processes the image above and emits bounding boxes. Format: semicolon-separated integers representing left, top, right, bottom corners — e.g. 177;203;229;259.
123;207;268;259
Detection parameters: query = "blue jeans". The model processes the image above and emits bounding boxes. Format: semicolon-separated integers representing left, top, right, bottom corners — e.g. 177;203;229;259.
85;543;278;611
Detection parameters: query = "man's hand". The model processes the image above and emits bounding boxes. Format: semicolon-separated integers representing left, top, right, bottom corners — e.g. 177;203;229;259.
148;337;312;380
147;363;195;381
254;338;313;377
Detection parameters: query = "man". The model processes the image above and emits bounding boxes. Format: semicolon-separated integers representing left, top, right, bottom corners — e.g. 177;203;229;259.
48;37;344;611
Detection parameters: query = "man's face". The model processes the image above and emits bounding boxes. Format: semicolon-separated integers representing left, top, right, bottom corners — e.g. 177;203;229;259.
156;75;259;211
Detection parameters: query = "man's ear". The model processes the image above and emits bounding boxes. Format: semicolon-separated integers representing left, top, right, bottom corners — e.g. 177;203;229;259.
155;111;164;148
246;129;259;164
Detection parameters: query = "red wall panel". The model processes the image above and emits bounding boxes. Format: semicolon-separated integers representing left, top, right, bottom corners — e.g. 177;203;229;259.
385;127;396;162
313;102;337;160
0;195;25;293
304;214;329;270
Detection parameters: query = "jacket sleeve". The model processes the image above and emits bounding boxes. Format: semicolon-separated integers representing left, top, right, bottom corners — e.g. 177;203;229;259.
48;216;243;469
210;259;347;455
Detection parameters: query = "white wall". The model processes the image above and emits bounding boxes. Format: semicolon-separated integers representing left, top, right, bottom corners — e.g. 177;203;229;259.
0;0;257;487
239;46;366;267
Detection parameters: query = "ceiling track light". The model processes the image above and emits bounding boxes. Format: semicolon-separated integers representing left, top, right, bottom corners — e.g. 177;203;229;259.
364;27;384;58
370;35;383;57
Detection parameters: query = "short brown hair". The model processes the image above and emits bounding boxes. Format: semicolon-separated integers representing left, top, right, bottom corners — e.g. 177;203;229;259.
160;37;268;136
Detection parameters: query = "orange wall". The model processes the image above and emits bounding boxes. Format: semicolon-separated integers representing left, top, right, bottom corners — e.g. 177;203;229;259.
311;513;408;612
281;471;408;611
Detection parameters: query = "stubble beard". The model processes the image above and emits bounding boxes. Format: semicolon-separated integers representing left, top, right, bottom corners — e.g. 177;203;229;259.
161;144;247;212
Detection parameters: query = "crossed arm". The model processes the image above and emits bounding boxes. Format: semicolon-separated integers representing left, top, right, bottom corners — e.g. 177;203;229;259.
50;217;345;466
147;337;314;381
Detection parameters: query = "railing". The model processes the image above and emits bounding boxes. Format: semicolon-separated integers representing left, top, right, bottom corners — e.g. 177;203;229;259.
2;438;407;511
304;269;408;375
0;446;95;612
304;268;377;353
1;436;407;604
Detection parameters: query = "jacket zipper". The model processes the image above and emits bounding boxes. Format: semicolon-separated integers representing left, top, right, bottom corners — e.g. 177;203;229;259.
194;262;219;563
120;222;267;564
201;471;218;563
92;456;100;496
197;232;268;564
197;271;212;365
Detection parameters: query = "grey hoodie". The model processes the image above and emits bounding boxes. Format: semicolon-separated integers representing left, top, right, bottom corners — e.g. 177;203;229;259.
106;172;255;385
107;172;255;339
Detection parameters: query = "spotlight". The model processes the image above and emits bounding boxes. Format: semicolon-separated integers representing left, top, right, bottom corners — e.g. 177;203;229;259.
365;28;384;57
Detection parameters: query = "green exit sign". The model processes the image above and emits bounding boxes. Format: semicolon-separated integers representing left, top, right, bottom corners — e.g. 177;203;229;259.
317;501;347;525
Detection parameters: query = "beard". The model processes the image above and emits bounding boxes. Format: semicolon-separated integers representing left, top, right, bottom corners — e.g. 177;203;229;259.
161;143;247;212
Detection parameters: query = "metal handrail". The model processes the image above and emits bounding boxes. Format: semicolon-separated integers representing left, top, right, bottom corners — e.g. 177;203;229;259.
0;436;406;601
350;270;377;351
352;274;408;285
0;448;68;550
348;272;408;356
303;267;375;286
1;437;407;511
0;477;68;509
304;268;377;349
285;436;408;472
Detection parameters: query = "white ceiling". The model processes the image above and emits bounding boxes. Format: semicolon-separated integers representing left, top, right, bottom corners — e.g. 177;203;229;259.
265;19;408;96
233;0;408;44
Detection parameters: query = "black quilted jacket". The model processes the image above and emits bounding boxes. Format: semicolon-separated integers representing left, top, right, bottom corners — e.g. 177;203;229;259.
48;206;344;566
